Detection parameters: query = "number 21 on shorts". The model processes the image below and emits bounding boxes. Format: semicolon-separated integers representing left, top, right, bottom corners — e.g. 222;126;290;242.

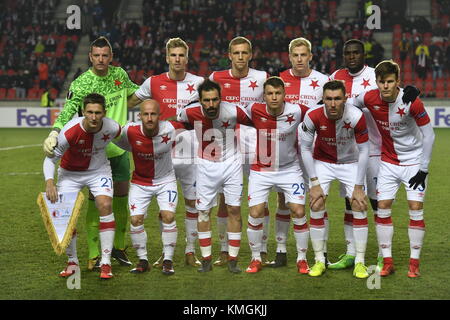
100;177;113;189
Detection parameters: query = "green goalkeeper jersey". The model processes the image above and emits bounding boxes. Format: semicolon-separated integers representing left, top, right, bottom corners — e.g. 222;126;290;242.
53;65;139;158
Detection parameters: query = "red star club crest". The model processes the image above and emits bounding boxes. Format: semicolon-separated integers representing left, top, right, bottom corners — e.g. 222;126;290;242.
285;114;295;125
222;120;230;128
396;107;406;117
249;80;258;91
161;134;171;144
101;133;110;142
130;204;136;211
248;195;252;201
343;121;352;130
114;79;122;86
361;78;370;89
196;199;201;204
309;80;319;90
186;83;195;94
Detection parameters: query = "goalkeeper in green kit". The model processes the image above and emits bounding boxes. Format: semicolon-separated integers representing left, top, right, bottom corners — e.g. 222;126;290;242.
43;37;139;269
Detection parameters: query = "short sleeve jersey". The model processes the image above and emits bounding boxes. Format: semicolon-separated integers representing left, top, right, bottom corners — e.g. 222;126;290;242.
279;69;329;107
134;72;204;120
247;102;309;171
115;121;185;186
177;102;252;162
209;68;268;107
53;65;139;158
54;117;121;171
330;65;381;156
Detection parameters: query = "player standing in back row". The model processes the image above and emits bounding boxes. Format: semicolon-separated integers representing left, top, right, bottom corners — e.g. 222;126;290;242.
209;36;270;266
277;37;329;267
127;38;204;268
43;37;138;269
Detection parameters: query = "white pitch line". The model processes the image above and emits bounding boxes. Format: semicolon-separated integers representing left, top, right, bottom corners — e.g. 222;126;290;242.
0;144;42;151
0;172;41;176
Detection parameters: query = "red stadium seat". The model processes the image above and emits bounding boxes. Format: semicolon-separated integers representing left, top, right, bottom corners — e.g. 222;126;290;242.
436;88;446;98
0;88;6;99
7;88;16;99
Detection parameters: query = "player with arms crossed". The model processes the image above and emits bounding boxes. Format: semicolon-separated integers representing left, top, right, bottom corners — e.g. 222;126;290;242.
275;37;329;267
329;39;419;270
245;77;310;274
353;60;435;277
300;80;370;278
43;37;139;269
114;99;188;275
177;79;253;274
127;38;203;268
44;93;121;279
209;36;271;266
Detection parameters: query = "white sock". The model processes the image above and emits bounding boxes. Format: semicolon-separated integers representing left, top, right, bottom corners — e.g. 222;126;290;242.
228;232;241;259
185;206;198;254
217;216;228;252
376;209;393;258
130;224;147;261
323;212;329;253
373;211;382;258
408;210;425;259
66;231;79;264
275;209;290;253
292;217;309;261
344;210;356;256
162;222;177;261
352;211;368;264
310;210;326;263
247;216;264;261
198;231;212;259
261;208;270;253
99;213;115;265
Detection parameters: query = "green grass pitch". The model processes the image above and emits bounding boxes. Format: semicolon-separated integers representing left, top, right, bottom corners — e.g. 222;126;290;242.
0;128;449;300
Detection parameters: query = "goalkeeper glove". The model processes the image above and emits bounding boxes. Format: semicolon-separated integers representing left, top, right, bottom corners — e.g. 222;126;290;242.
408;170;428;190
43;130;59;157
402;85;420;104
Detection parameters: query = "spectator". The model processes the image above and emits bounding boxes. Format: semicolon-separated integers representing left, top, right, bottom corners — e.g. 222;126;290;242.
38;59;49;89
13;69;27;99
431;50;443;80
40;87;54;107
398;34;411;65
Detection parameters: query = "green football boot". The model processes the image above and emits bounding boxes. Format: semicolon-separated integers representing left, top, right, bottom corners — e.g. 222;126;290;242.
353;262;369;279
328;254;355;270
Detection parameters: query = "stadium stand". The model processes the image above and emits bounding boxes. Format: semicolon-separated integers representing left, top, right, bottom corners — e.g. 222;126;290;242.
0;0;448;99
0;0;81;101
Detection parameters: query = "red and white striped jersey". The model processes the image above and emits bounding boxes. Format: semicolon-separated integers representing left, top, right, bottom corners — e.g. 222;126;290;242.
177;102;252;162
54;117;121;172
353;88;431;166
115;121;186;186
330;65;380;157
209;68;268;107
134;72;204;120
247;102;309;171
279;69;329;107
301;104;369;164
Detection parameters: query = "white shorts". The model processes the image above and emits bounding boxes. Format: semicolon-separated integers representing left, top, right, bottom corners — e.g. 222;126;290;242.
338;156;379;199
238;125;256;175
315;160;365;198
376;162;427;202
366;156;381;200
57;166;113;198
195;157;243;211
173;159;196;200
248;167;306;207
128;181;178;217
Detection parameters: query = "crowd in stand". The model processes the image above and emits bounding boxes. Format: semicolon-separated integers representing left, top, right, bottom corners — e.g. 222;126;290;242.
0;0;448;100
0;0;80;100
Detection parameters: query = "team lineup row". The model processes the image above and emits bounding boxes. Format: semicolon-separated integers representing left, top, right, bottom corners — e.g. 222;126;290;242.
42;35;433;280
